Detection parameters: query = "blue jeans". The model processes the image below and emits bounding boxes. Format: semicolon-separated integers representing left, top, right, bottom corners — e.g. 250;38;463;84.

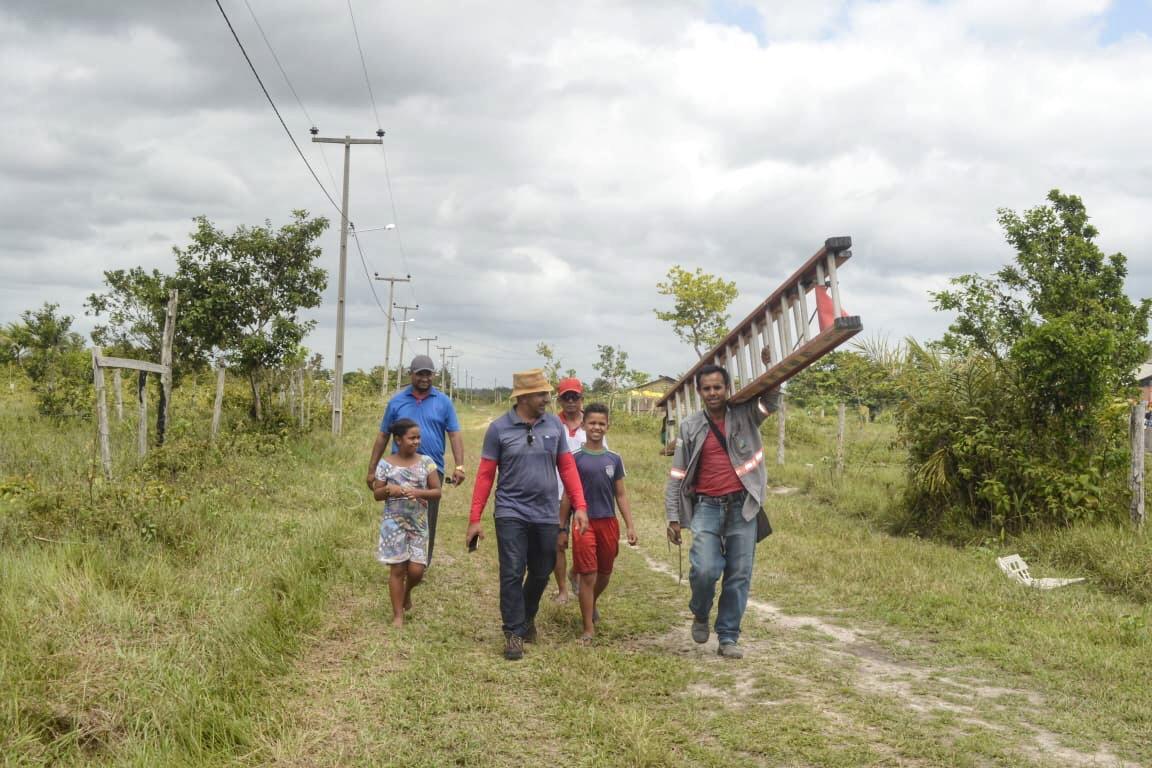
495;517;558;638
688;498;757;645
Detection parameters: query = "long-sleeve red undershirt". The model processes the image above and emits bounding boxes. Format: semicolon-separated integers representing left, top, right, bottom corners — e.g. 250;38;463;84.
469;452;586;523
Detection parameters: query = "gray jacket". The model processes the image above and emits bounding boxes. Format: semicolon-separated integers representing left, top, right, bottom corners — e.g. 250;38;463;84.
664;391;779;528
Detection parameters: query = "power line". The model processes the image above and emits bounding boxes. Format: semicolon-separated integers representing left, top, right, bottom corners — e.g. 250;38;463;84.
240;0;343;200
349;227;388;314
343;1;415;303
346;0;382;129
379;147;415;298
213;0;342;218
222;0;398;332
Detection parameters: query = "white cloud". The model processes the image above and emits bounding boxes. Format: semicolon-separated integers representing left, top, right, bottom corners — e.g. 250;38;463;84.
1;0;1150;390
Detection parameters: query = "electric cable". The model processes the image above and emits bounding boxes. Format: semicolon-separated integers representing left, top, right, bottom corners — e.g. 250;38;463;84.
213;0;343;218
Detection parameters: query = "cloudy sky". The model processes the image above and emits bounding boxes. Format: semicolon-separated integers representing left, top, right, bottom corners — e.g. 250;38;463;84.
2;0;1151;390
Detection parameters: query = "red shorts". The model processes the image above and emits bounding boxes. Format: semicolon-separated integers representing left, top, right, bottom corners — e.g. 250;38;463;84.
572;517;620;575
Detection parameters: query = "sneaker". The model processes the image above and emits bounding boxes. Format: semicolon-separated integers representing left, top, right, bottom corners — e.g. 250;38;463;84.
524;622;537;644
503;633;524;661
717;642;744;659
691;616;709;644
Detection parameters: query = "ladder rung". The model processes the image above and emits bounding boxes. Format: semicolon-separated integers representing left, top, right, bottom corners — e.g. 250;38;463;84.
657;237;858;417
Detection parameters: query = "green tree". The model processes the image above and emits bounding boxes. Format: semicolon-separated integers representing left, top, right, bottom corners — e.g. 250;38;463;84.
786;348;902;418
173;211;329;419
897;190;1150;534
535;342;565;385
85;267;206;370
654;266;738;357
7;303;90;416
592;344;646;409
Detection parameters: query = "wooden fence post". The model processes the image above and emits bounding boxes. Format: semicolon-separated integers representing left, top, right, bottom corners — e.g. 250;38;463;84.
776;392;786;466
137;372;148;457
1132;400;1147;528
157;290;178;446
92;349;112;479
211;365;225;442
836;402;846;476
113;370;123;422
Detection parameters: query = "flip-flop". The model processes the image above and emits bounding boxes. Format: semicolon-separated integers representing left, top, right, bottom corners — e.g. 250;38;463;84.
578;634;594;646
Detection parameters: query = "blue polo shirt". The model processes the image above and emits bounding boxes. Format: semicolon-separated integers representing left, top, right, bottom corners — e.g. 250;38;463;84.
481;409;570;524
572;447;626;520
380;386;461;473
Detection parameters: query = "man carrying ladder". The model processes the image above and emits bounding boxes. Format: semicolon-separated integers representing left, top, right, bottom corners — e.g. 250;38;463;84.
664;365;779;659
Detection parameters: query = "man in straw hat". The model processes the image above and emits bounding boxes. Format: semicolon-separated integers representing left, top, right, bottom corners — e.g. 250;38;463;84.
468;369;589;660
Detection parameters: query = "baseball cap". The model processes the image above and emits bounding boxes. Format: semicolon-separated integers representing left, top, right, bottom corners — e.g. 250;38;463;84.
556;377;583;396
409;354;436;373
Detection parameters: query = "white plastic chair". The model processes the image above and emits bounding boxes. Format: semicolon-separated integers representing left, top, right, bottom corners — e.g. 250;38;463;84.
996;554;1085;590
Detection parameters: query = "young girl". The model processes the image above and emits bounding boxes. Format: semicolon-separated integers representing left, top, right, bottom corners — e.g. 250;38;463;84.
372;418;441;627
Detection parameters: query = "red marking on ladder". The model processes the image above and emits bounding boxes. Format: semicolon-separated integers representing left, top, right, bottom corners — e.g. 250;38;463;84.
815;286;849;331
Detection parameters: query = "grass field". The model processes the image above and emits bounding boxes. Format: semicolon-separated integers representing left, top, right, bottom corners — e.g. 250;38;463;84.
2;381;1150;766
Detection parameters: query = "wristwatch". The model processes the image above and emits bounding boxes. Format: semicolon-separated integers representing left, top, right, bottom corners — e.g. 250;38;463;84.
558;525;569;533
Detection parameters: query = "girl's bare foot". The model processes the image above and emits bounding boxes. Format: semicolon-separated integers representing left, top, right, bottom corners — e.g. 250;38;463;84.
392;615;405;628
552;591;569;604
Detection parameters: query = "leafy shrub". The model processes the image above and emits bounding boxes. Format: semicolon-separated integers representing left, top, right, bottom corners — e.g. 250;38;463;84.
896;191;1149;534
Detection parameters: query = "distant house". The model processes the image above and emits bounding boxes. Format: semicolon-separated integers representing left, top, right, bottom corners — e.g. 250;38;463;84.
1138;361;1152;404
626;375;678;414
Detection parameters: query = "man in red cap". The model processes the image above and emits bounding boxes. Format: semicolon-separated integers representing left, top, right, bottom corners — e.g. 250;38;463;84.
553;376;588;603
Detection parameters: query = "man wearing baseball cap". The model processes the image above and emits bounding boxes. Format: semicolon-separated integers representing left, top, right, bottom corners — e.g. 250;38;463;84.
552;377;588;603
366;354;465;566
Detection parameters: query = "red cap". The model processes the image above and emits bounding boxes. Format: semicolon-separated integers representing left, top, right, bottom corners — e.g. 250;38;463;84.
556;377;583;396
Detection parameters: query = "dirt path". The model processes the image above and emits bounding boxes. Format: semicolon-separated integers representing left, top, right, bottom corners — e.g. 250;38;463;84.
245;425;1138;768
635;547;1138;768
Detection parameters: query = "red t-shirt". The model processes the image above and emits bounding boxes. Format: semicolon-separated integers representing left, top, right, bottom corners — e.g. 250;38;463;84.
694;418;744;496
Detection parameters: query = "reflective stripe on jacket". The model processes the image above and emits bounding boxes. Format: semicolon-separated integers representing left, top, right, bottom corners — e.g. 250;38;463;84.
664;391;779;527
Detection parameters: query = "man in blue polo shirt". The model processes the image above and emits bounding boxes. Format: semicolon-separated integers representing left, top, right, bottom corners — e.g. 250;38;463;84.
366;354;465;565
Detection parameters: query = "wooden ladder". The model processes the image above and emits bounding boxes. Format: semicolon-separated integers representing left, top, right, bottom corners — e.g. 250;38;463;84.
657;236;863;424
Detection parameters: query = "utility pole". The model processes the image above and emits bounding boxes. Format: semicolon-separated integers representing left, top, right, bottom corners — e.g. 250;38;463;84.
494;376;499;405
312;131;383;436
447;352;461;400
393;303;419;392
463;368;469;406
436;345;452;393
417;336;438;356
373;273;411;400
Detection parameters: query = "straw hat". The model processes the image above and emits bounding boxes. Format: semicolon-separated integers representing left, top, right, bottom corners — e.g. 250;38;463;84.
510;368;552;399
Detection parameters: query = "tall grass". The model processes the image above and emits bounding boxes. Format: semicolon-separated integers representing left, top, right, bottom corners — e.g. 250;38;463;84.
0;377;372;763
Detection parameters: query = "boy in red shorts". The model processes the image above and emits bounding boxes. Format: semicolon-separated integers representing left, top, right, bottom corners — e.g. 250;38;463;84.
558;403;637;643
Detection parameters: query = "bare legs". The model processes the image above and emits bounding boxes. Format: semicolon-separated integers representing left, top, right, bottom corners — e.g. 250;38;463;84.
388;561;426;627
578;572;611;640
552;549;571;603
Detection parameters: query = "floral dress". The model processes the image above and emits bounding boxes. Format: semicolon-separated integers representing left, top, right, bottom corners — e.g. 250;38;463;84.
375;454;437;565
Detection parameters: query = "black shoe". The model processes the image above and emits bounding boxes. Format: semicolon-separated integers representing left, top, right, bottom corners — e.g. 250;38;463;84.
524;622;537;644
691;616;709;644
717;642;744;659
504;633;524;661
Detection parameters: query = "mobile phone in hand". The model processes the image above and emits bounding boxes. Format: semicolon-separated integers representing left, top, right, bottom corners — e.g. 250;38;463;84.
467;533;479;552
